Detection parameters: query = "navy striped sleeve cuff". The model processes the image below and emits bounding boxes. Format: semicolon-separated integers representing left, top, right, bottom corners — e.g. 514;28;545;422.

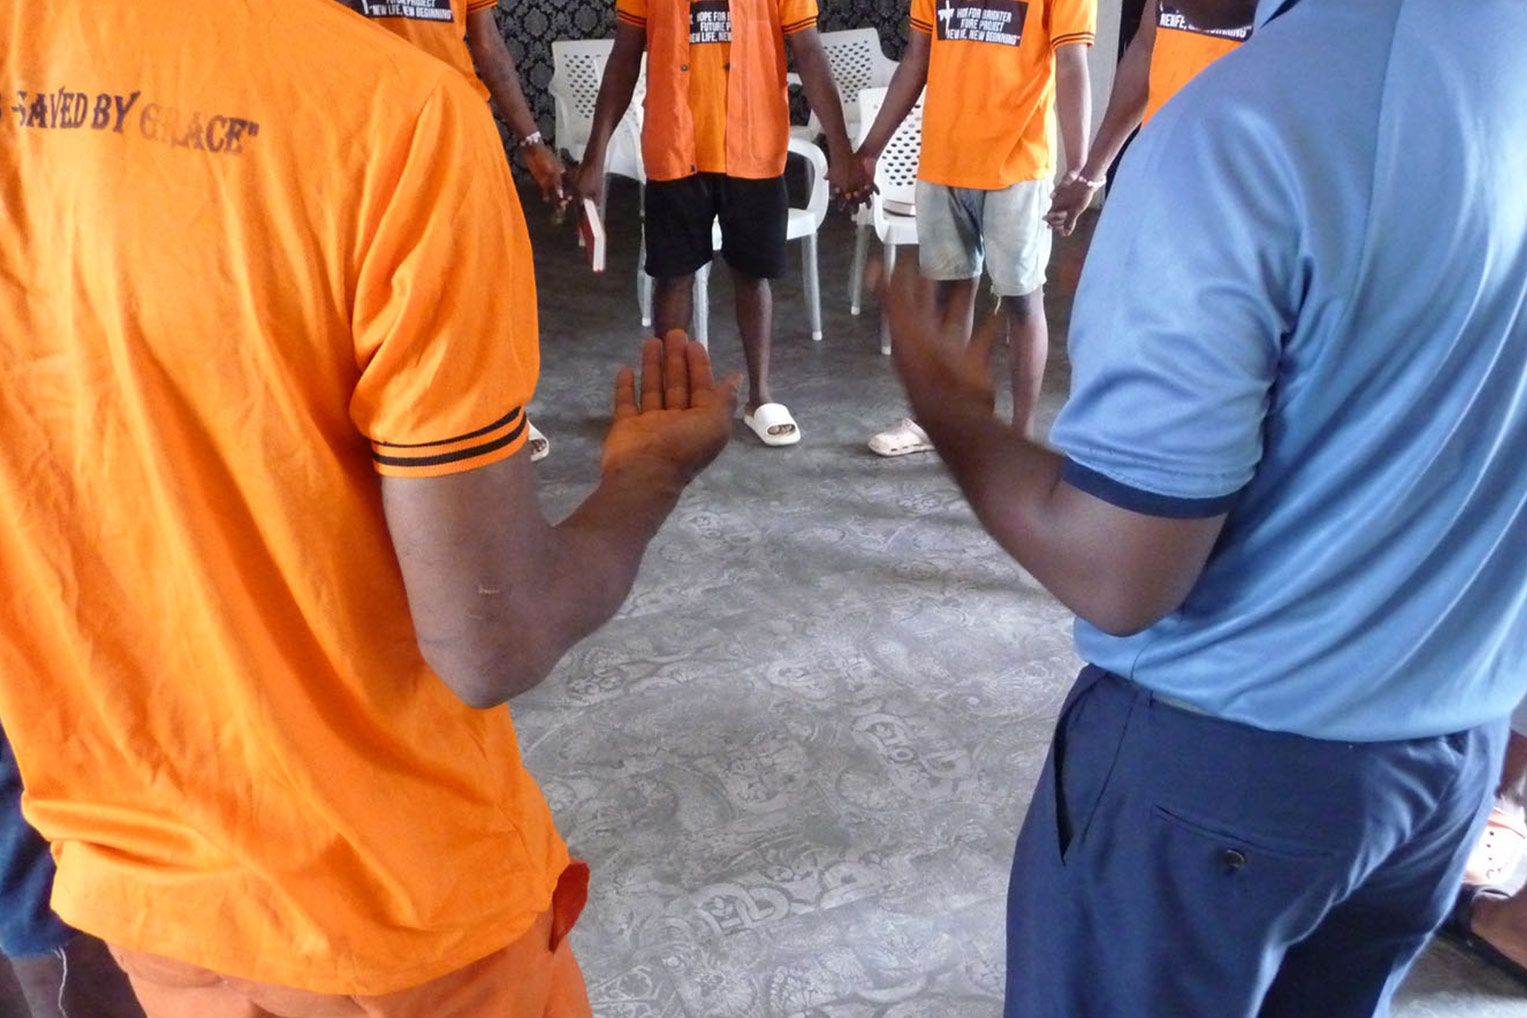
782;15;817;34
1051;31;1096;49
371;406;527;473
1061;458;1242;519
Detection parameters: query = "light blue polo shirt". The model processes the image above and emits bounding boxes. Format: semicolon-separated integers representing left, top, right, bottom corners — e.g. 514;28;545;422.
1049;0;1527;742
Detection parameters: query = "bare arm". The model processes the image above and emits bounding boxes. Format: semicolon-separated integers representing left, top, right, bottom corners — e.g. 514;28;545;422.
1047;8;1156;233
1082;6;1155;182
382;449;676;707
465;6;539;141
571;22;646;201
383;334;737;708
786;27;862;197
1052;43;1093;184
465;6;567;203
912;399;1223;635
882;262;1224;635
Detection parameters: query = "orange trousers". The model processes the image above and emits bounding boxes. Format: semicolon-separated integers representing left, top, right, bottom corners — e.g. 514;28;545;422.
110;865;592;1018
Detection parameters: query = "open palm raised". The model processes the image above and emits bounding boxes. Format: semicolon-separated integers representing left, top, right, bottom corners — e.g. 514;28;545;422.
602;331;740;485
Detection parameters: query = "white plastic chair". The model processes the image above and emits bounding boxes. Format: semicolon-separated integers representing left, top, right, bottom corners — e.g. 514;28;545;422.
549;40;647;162
789;28;899;144
848;86;923;354
548;39;609;162
548;40;646;195
550;40;655;322
640;137;829;348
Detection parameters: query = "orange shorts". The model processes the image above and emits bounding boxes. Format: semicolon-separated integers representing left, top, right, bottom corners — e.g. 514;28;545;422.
110;863;592;1018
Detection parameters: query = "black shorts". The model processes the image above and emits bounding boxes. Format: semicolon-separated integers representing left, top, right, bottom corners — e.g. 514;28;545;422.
643;172;788;280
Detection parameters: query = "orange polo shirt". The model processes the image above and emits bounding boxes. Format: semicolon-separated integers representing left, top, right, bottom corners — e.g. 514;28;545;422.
913;0;1096;190
617;0;817;177
1;0;565;997
352;0;498;102
1143;3;1250;123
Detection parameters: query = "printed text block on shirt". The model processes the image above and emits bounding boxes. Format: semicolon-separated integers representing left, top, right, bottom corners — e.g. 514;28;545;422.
934;0;1028;46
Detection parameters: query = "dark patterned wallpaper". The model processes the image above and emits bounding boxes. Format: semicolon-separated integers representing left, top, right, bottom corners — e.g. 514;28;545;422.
489;0;911;160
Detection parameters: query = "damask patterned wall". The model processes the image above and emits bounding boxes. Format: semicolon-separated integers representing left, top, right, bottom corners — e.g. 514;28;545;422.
490;0;913;152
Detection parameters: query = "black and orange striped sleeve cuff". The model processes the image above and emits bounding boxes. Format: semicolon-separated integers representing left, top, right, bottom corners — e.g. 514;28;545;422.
616;9;646;29
1052;31;1096;50
466;0;498;12
370;406;528;478
782;15;818;34
909;16;933;34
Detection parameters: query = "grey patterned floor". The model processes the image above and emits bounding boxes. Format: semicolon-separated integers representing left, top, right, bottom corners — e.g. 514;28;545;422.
510;181;1527;1018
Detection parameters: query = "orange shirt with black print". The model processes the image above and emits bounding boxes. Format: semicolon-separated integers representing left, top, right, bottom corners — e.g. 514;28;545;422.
616;0;817;180
1;0;566;997
352;0;498;102
1143;2;1250;123
912;0;1096;190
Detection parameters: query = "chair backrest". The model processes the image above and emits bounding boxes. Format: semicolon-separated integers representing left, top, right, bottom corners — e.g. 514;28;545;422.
549;39;613;152
818;28;898;99
857;86;922;213
549;40;644;163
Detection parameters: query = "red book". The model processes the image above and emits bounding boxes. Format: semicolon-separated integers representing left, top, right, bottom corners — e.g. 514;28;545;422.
578;198;606;273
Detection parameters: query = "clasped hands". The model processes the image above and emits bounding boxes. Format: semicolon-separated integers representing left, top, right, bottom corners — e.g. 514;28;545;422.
1044;170;1103;237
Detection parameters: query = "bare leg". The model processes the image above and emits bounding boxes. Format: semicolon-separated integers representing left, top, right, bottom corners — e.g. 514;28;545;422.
732;269;774;415
652;274;696;338
1004;288;1047;438
10;935;145;1018
935;277;979;345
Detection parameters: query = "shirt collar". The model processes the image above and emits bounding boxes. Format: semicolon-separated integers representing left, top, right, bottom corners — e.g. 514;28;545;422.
1256;0;1301;27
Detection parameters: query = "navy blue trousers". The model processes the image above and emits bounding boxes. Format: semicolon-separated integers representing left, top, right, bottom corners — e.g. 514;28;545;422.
0;725;70;958
1005;667;1506;1018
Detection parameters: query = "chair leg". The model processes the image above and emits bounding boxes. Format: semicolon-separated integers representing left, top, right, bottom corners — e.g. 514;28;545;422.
849;223;870;316
638;229;653;328
804;235;823;342
880;242;896;355
693;263;710;350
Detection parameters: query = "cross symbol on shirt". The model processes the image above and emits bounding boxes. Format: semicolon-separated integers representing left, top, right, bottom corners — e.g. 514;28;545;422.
938;0;960;33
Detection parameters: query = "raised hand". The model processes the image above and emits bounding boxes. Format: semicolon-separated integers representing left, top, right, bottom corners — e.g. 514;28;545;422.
877;256;999;424
603;330;740;487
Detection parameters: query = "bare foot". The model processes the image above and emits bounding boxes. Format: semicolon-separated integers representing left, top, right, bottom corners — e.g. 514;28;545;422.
1471;890;1527;972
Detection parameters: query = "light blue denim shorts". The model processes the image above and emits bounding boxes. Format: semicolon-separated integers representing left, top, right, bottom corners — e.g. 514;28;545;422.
915;177;1052;297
